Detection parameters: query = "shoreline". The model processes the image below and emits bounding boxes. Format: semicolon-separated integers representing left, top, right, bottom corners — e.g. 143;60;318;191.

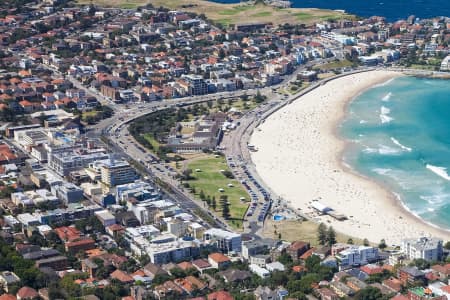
250;70;450;244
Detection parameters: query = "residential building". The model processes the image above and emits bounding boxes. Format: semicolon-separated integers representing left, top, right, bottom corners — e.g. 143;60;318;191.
287;241;310;260
249;264;270;279
93;158;137;186
401;237;443;261
335;246;379;270
0;271;20;292
203;228;241;253
52;182;84;204
95;210;116;227
208;253;231;269
116;180;161;202
65;238;96;254
397;266;425;285
35;256;68;271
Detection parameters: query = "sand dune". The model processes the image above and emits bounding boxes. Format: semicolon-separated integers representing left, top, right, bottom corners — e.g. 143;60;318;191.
250;70;450;244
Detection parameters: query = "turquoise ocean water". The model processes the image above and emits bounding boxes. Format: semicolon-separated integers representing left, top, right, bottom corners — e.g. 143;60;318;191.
341;77;450;229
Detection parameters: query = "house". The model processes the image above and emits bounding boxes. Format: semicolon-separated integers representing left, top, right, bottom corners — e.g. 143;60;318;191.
383;277;403;293
16;286;39;300
144;262;168;279
0;271;20;292
207;291;234;300
65;238;95;254
218;269;251;283
110;270;134;284
249;264;270;278
177;261;194;271
208;253;231;269
397;266;425;285
174;276;207;294
330;281;355;298
254;286;278;300
316;287;339;300
431;264;450;280
390;295;409;300
192;259;212;274
345;276;367;292
154;280;184;299
286;241;310;260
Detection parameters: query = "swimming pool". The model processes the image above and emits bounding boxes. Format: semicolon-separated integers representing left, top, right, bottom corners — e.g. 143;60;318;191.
273;215;285;221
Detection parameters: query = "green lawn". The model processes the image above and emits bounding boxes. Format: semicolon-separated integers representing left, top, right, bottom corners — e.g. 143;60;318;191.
218;5;254;15
143;133;161;151
251;11;272;17
187;155;249;230
313;59;354;71
216;18;233;26
293;12;314;21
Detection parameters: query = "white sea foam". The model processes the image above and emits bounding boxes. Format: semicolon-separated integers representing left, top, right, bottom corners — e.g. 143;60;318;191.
363;147;377;154
426;164;450;181
420;194;450;205
380;106;394;124
363;145;400;155
372;168;392;175
390;137;412;152
382;92;392;102
359;120;367;124
378;145;401;155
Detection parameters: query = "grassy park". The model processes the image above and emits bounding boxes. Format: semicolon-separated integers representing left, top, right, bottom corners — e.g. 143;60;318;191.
264;219;369;247
79;0;350;25
185;155;249;230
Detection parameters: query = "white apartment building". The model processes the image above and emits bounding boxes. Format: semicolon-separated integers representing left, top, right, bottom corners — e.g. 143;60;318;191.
203;228;242;253
440;55;450;71
401;237;443;261
336;246;379;270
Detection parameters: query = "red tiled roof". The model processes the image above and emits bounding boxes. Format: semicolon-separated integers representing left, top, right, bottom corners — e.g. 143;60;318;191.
193;259;211;269
178;261;194;270
111;269;134;283
0;294;16;300
207;291;233;300
208;253;230;263
55;226;81;242
16;286;38;299
390;295;408;300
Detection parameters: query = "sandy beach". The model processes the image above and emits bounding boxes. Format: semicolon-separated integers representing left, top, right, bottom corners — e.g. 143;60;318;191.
250;70;450;245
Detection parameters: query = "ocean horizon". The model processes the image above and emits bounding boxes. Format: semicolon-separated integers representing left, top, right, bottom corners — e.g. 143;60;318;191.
208;0;450;22
341;76;450;230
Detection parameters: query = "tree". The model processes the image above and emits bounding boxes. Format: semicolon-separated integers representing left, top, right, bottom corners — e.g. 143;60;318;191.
355;286;382;300
444;241;450;250
199;190;205;201
317;223;327;245
222;202;230;219
363;238;370;246
378;239;387;250
409;258;430;270
254;90;266;103
182;168;193;180
220;195;230;219
347;238;354;244
211;197;217;211
277;253;292;265
326;227;336;246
